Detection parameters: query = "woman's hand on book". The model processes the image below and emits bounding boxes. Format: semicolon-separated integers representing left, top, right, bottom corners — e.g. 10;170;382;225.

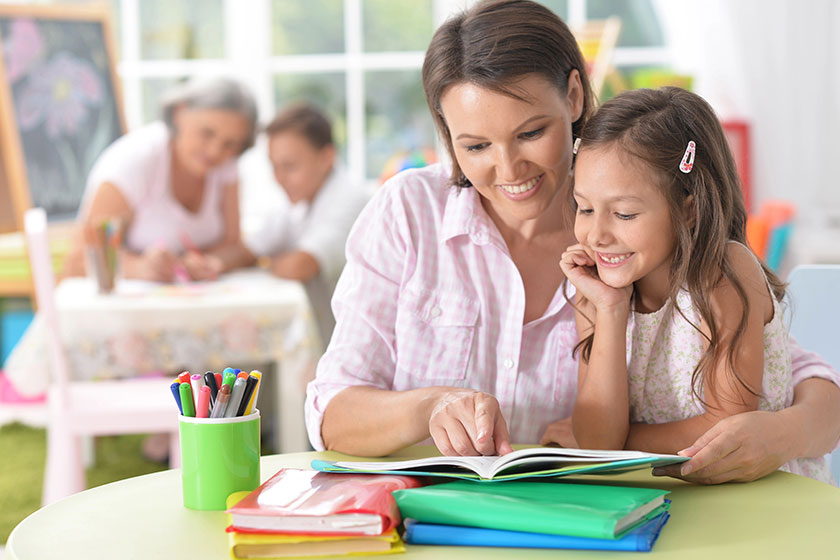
428;390;514;457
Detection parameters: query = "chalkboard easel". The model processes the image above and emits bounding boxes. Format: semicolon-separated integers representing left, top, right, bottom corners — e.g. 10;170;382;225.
0;4;126;234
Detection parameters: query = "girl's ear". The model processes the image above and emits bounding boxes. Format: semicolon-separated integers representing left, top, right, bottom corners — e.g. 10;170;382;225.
682;194;696;229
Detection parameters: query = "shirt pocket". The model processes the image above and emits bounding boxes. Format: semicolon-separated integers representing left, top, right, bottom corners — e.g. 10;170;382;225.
394;287;480;385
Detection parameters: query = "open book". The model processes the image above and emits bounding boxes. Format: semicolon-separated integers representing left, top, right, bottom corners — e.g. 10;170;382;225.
312;447;689;482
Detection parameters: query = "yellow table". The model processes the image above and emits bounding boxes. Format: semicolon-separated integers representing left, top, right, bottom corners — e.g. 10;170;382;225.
7;447;840;559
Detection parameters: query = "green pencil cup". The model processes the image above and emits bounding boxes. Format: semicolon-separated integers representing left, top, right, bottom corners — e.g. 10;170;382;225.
179;410;261;510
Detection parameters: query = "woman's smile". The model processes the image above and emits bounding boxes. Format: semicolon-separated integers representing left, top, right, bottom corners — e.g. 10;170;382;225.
497;174;544;200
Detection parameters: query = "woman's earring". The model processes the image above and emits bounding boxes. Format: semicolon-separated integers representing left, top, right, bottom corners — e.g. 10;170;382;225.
573;137;581;155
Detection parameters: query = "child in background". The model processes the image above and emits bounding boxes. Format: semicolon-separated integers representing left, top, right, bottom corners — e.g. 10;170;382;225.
561;87;832;483
242;104;370;294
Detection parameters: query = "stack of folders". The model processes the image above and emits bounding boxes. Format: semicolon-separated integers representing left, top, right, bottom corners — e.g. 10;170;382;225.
393;480;671;552
224;469;421;559
169;367;261;418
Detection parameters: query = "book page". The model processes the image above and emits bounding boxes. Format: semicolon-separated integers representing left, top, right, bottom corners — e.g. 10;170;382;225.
332;455;500;479
489;447;685;477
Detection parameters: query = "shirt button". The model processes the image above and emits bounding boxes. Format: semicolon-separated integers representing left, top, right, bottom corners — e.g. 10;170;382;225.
504;358;514;369
430;307;441;318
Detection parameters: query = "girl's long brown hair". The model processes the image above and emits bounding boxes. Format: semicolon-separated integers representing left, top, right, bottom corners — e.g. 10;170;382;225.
573;87;785;407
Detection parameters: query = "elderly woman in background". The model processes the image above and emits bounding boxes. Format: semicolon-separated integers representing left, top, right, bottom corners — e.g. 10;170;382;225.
64;77;258;282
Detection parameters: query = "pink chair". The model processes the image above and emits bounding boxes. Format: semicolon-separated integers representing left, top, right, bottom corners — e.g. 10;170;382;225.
24;208;180;505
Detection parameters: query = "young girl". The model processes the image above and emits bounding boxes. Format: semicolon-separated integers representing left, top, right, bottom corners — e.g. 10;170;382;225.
561;86;832;483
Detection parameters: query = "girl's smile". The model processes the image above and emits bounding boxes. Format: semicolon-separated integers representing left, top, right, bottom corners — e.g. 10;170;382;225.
595;251;635;267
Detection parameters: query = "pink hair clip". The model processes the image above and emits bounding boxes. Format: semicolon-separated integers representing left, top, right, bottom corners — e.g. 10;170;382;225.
679;140;696;173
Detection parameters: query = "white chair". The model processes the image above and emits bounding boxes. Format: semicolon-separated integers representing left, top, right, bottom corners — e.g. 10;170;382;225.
24;208;180;505
786;264;840;483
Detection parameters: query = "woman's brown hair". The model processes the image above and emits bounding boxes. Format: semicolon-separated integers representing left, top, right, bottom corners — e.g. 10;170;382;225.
573;86;786;407
421;0;595;188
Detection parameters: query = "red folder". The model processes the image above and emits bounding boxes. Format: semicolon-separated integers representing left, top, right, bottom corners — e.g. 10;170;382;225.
225;468;421;536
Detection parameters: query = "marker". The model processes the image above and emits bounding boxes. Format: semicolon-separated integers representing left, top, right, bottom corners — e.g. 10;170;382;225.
179;383;195;417
170;382;182;414
244;370;262;415
225;377;247;417
223;367;235;375
237;371;248;380
214;372;223;393
189;374;205;410
236;375;258;417
178;371;191;385
179;230;199;254
222;370;236;390
204;371;219;405
196;386;211;418
210;384;231;418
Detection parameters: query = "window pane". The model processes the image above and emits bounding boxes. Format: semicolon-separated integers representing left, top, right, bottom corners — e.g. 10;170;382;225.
139;0;224;59
273;73;347;160
587;0;664;48
142;77;183;124
365;70;436;180
272;0;344;55
536;0;569;19
362;0;434;52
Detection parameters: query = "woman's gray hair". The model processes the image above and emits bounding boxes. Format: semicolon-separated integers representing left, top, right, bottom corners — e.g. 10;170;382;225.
160;77;259;152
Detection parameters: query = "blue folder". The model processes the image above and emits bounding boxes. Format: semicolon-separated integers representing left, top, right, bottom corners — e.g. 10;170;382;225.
404;511;670;552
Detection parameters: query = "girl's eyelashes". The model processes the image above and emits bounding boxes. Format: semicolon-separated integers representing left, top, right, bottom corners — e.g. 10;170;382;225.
576;207;593;215
616;213;638;220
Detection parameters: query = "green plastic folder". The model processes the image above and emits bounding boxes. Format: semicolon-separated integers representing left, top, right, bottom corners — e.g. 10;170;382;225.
392;480;669;540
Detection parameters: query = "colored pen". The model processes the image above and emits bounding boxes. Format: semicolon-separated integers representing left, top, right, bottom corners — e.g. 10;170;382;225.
170;382;183;414
179;230;200;254
244;370;262;415
222;370;236;390
189;374;205;410
211;384;231;418
237;371;248;380
223;367;235;375
204;371;219;405
178;371;191;385
236;375;258;417
179;382;195;417
196;386;211;418
225;377;247;417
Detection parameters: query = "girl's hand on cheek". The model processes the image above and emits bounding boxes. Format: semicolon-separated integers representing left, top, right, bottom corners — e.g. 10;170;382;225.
560;244;631;314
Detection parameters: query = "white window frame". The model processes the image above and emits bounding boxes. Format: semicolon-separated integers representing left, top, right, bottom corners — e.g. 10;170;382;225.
115;0;668;187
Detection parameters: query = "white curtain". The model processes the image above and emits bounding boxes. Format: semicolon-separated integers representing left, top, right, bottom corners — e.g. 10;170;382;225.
657;0;840;229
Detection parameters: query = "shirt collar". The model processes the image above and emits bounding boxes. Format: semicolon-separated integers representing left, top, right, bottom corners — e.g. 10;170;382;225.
440;186;496;246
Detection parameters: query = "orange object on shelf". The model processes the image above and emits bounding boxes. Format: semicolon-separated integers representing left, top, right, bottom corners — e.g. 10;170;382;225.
746;214;770;259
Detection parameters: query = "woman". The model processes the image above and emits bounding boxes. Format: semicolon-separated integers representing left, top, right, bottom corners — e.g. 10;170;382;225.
64;77;258;282
305;0;840;483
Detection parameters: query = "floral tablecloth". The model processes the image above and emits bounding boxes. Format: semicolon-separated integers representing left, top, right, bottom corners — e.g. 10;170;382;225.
5;269;322;452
